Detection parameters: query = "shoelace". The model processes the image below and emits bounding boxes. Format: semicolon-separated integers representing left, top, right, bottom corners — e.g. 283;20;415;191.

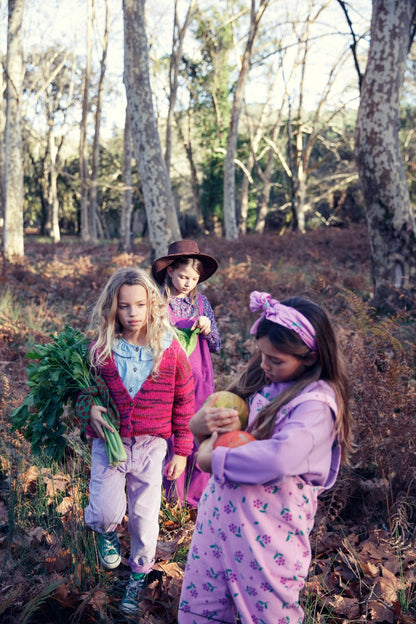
124;577;144;600
102;531;119;551
108;532;119;546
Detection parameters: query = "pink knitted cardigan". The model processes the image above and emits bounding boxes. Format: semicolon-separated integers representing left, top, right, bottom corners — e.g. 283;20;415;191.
87;339;195;457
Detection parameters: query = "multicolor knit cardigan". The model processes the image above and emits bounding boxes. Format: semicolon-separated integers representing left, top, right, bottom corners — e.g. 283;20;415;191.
77;339;195;457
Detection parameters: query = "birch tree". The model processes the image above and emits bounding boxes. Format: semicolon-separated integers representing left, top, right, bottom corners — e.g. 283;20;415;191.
3;0;25;262
223;0;269;241
245;1;356;234
239;56;284;235
90;0;110;242
45;53;76;243
289;1;352;233
355;0;416;307
79;0;93;242
0;61;6;223
24;48;78;240
176;109;204;229
47;96;60;243
119;105;133;253
179;6;233;233
123;0;181;258
165;0;194;175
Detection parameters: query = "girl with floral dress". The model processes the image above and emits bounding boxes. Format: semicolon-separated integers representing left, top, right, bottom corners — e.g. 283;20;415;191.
178;291;353;624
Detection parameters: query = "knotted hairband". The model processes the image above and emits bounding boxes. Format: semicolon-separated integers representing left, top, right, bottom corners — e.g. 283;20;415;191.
249;291;317;352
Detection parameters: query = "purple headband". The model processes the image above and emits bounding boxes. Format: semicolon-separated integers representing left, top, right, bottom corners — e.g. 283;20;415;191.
249;291;317;352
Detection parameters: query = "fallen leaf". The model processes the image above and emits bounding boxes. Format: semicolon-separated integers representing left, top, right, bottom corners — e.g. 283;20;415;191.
27;526;48;545
20;465;40;493
50;572;71;605
367;599;395;623
361;560;379;577
156;536;182;560
89;589;108;616
323;593;361;619
371;566;403;605
41;468;70;502
56;497;74;516
44;549;73;572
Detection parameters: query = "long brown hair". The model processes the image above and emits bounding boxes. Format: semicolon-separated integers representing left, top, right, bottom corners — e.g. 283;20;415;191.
228;296;353;464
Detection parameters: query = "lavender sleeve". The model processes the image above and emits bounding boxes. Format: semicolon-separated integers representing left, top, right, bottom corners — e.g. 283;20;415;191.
200;294;221;353
211;400;337;487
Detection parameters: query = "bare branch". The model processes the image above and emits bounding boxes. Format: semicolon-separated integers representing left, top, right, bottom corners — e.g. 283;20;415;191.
335;0;364;90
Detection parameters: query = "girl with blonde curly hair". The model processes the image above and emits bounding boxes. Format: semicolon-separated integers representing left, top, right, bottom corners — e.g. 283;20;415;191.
79;267;194;615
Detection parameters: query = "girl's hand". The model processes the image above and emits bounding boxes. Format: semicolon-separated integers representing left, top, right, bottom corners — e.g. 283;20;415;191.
165;454;187;481
191;315;211;336
197;432;218;473
89;405;114;442
190;394;241;444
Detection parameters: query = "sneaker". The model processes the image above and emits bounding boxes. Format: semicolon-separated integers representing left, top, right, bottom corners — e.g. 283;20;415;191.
97;530;121;570
120;573;147;614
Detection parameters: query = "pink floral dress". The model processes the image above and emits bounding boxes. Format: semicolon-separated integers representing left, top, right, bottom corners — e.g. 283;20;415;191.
178;380;340;623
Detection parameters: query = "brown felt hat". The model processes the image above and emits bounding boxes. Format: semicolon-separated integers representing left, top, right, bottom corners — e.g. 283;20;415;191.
151;240;218;285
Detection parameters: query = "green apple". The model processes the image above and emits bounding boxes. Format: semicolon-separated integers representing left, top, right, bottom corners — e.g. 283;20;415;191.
204;390;249;430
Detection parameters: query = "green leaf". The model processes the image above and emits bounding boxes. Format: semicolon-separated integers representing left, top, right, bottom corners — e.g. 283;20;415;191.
10;404;29;430
174;327;201;356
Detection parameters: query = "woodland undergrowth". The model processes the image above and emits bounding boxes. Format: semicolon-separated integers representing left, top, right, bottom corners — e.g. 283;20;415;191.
1;225;416;623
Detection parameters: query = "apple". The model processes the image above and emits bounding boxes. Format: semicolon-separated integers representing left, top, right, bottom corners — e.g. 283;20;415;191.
204;390;249;430
213;430;256;449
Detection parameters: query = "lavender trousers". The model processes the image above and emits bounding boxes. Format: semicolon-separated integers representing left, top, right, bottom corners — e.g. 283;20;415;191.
84;435;167;574
178;475;320;624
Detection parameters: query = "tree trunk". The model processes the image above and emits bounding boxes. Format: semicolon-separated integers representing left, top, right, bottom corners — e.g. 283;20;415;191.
291;4;311;235
91;0;109;242
79;0;93;242
3;0;25;262
123;0;181;258
165;0;193;175
40;160;50;236
287;102;298;229
119;106;133;253
240;68;280;234
255;128;288;234
294;127;306;233
223;0;269;241
0;60;6;224
355;0;416;307
176;109;204;229
254;55;293;234
239;101;269;235
48;113;60;243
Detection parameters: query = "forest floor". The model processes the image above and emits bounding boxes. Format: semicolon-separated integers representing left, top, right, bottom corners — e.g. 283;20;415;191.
1;224;416;623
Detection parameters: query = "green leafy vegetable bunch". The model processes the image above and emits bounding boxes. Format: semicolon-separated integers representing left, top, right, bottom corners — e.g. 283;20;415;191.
11;326;126;466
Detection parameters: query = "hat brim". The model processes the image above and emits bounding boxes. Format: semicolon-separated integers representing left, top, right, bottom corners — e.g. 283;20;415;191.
151;252;218;285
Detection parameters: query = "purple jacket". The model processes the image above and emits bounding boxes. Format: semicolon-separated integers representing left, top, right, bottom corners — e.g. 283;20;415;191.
212;379;340;489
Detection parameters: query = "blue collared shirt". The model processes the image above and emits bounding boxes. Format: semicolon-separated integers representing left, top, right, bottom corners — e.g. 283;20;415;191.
112;333;173;398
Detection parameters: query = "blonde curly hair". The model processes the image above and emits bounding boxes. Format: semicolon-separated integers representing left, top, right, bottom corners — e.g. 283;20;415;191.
88;268;171;375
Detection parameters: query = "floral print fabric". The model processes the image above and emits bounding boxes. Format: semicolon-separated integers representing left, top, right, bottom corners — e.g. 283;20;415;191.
178;475;320;624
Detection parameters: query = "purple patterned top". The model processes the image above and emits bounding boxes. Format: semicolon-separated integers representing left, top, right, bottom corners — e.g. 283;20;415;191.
168;293;221;353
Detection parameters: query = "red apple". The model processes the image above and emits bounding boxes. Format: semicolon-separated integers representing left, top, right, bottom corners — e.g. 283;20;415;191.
213;430;256;449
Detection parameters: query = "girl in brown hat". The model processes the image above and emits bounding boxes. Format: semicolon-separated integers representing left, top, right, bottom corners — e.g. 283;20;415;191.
152;240;221;507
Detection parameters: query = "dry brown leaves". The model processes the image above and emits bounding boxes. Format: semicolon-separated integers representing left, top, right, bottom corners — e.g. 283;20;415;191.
309;527;416;623
1;228;416;622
